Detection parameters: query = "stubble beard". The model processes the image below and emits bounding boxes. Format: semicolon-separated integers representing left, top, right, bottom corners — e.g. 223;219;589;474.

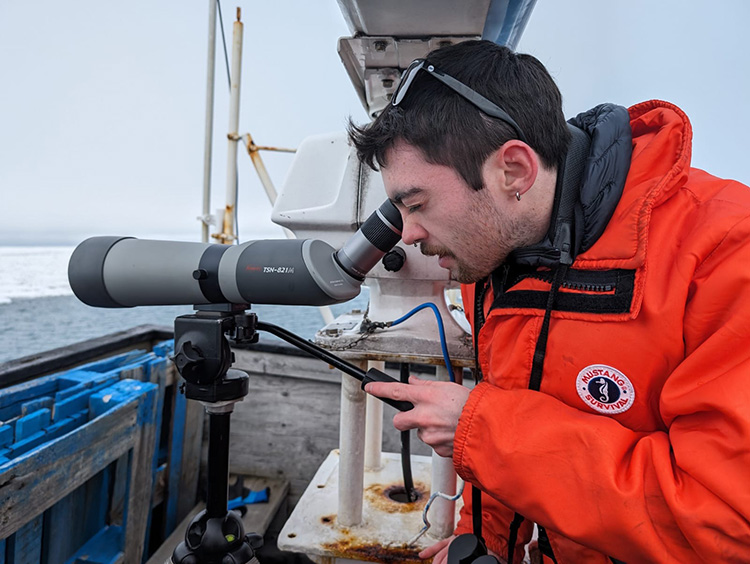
420;197;528;284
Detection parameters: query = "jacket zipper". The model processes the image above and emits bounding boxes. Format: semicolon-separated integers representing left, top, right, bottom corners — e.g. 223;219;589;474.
510;271;614;293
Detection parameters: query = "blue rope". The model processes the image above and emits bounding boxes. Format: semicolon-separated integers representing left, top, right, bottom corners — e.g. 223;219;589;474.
390;303;456;382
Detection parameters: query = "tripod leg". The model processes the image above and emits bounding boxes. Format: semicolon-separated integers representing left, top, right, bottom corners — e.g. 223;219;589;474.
206;410;231;518
171;405;263;564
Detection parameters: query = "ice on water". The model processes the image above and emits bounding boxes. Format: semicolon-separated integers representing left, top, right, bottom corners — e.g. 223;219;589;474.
0;246;75;304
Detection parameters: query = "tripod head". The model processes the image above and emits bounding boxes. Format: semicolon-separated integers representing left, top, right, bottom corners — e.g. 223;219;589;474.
172;303;256;404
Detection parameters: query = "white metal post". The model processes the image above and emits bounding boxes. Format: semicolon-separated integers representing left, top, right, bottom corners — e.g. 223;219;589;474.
338;363;367;527
429;364;458;539
223;9;244;243
200;0;217;243
364;361;384;471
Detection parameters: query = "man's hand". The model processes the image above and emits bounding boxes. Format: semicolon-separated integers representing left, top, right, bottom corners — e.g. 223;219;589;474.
364;376;470;457
419;535;454;564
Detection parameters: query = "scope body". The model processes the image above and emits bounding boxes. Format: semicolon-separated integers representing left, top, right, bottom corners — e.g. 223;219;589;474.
68;199;403;309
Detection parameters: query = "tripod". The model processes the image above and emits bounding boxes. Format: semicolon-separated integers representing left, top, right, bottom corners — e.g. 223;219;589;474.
169;304;415;563
170;304;263;564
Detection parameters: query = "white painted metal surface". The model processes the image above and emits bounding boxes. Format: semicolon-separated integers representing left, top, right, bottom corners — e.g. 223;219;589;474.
200;0;218;243
221;11;244;243
338;364;367;527
279;450;461;562
364;362;385;471
337;0;492;37
428;365;459;539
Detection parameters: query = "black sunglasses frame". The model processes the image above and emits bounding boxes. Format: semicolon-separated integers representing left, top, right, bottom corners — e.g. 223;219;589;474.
391;58;528;144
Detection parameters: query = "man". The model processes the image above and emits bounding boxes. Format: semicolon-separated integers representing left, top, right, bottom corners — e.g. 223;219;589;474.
349;40;750;563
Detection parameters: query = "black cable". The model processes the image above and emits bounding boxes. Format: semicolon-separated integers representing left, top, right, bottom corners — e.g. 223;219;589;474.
255;321;367;382
399;363;417;502
256;321;414;412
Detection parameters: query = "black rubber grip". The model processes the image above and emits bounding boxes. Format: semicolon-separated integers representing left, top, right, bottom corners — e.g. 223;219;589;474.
361;368;414;412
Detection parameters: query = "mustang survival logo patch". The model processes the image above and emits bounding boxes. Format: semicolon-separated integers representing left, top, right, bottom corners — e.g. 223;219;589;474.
576;364;635;414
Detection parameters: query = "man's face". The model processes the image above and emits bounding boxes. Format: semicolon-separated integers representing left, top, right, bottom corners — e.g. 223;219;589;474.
382;142;525;284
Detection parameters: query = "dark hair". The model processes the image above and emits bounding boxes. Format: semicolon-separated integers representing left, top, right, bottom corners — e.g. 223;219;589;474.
348;40;571;190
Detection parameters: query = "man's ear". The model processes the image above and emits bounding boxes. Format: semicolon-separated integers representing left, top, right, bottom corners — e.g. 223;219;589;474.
484;141;539;200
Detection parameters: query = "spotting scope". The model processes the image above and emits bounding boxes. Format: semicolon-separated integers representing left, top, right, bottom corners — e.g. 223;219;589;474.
68;199;402;308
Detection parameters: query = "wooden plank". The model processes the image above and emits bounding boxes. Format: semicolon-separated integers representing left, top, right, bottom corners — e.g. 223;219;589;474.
0;400;138;538
14;408;50;439
0;324;172;389
141;357;168;552
175;385;203;525
229;370;342;502
6;515;42;564
65;525;123;564
145;503;202;564
233;348;343;384
229;352;433;504
42;483;88;564
42;470;112;564
164;377;187;533
0;375;59;409
122;384;158;563
240;476;290;537
108;454;130;527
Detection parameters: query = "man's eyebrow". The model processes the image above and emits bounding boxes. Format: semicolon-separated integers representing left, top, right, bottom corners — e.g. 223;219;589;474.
390;187;423;205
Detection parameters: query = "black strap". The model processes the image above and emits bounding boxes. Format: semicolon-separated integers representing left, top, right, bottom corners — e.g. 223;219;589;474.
528;265;568;391
506;264;568;563
473;278;490;383
504;128;588;561
506;512;525;563
471;279;491;545
472;483;483;541
537;525;558;563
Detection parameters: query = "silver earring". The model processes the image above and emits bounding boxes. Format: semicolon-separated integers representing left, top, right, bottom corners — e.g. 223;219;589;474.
515;191;521;201
413;242;419;248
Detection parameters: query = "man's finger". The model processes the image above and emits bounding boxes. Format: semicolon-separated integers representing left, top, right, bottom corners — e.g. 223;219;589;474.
364;381;412;400
408;375;433;386
419;535;453;559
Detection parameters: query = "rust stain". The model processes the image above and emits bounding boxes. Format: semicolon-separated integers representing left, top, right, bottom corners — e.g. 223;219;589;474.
320;514;335;525
316;482;434;561
322;538;429;563
244;133;296;154
364;481;427;513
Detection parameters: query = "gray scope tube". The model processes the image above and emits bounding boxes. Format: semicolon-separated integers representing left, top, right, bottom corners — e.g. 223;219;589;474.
68;200;402;308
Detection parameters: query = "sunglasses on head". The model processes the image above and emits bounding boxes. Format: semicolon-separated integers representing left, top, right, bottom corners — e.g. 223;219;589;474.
390;58;528;144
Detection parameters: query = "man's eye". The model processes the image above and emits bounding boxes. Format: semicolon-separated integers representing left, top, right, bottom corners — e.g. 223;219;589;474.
407;204;421;213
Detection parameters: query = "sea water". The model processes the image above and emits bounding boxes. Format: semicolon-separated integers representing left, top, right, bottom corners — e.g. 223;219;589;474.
0;246;368;364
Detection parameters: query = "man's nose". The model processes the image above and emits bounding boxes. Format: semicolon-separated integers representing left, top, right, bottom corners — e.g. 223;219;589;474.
400;214;427;246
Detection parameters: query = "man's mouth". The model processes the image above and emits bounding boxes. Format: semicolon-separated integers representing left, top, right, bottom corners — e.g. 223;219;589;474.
419;244;455;269
437;255;452;269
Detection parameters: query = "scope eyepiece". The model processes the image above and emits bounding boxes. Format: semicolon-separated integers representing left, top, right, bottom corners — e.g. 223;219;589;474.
334;199;402;280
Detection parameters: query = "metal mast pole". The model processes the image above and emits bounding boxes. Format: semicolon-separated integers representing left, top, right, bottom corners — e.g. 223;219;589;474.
220;8;243;244
201;0;218;243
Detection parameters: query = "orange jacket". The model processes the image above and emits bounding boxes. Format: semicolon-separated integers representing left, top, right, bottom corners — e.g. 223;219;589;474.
454;100;750;563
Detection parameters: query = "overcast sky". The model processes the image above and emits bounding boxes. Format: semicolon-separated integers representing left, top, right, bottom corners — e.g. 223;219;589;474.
1;1;749;245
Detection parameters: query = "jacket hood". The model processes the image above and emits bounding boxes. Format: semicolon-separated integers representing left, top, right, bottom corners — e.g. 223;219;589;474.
575;100;693;269
509;103;633;268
